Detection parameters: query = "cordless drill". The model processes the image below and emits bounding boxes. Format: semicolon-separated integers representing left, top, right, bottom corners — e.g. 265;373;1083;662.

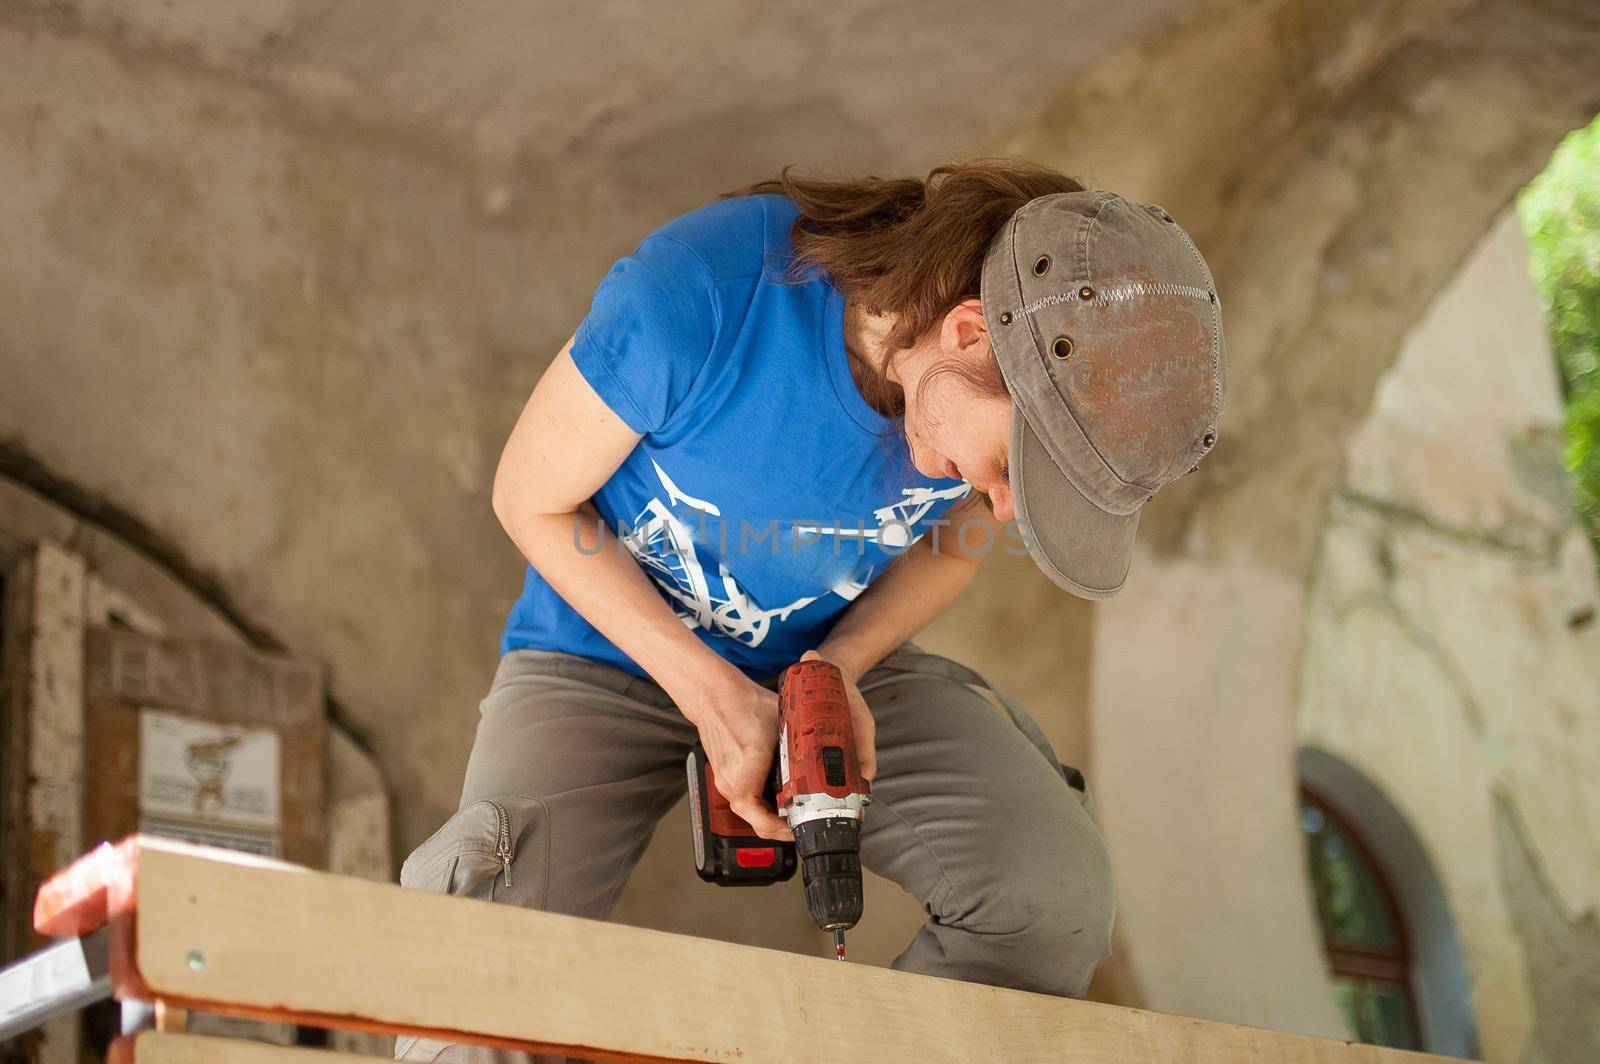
686;658;869;960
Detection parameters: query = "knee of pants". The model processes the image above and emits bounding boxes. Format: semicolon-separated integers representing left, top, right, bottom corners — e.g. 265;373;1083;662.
399;795;550;909
951;824;1115;998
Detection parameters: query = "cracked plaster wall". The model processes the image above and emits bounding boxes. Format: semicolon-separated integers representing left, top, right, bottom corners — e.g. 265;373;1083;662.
0;0;1118;967
1298;211;1600;1063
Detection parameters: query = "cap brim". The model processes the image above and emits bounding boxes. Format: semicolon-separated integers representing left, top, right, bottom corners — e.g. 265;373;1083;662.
1010;411;1140;600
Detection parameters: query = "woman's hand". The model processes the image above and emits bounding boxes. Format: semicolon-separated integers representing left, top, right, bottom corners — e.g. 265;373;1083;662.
680;670;793;842
801;650;877;782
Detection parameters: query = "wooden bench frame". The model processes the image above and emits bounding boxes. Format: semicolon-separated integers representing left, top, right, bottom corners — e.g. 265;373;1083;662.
17;837;1466;1063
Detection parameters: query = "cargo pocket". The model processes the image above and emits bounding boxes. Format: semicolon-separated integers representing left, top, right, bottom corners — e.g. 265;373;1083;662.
399;796;550;907
394;799;547;1063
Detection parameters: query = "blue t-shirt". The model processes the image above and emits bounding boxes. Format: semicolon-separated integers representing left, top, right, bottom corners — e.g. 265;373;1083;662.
501;194;971;678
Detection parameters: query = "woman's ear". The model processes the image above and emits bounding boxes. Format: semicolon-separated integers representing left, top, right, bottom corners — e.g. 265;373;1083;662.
940;298;989;358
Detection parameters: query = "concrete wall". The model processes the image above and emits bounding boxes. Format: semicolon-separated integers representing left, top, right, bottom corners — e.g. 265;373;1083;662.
1298;212;1600;1063
0;0;1110;963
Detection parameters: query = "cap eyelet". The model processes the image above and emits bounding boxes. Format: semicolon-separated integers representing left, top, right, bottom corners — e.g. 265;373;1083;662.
1078;285;1094;301
1032;255;1051;277
1202;432;1217;447
1052;336;1074;360
999;311;1013;325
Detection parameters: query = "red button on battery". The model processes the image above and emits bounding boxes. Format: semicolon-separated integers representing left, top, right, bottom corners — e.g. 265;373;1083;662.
735;847;777;868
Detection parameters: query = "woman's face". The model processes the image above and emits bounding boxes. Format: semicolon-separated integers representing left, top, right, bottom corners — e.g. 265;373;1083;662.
895;300;1017;522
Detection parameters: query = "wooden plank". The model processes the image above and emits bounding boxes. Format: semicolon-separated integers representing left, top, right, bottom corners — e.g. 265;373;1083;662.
119;842;1466;1064
114;1031;390;1063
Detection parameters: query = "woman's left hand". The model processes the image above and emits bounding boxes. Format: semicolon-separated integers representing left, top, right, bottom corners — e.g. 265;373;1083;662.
800;650;877;782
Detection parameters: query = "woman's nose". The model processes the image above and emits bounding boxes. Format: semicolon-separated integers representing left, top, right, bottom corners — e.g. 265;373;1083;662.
990;484;1015;523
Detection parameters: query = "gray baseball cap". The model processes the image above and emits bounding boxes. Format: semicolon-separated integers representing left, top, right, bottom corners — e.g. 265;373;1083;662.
980;191;1226;599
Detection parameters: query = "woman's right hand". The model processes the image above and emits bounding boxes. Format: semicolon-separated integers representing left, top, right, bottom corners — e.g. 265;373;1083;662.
681;671;793;842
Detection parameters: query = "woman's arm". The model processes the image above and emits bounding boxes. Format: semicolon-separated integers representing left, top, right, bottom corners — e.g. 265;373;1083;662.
808;496;995;783
493;337;792;840
816;493;995;684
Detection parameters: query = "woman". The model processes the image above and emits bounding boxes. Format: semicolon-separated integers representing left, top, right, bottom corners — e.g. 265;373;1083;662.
398;159;1225;1062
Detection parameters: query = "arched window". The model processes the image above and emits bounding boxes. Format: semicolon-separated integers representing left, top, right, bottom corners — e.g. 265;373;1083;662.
1299;785;1419;1050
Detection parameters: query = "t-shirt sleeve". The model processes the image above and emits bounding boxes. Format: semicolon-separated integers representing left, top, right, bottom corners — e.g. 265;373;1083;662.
568;234;720;436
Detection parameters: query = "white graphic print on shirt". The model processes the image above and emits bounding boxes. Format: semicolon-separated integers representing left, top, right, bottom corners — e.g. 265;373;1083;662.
619;461;970;646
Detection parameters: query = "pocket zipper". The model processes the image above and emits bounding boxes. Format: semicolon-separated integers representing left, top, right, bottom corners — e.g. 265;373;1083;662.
485;799;513;888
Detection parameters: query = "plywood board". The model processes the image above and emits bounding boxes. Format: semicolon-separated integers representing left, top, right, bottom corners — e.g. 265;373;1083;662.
118;842;1465;1064
114;1031;389;1063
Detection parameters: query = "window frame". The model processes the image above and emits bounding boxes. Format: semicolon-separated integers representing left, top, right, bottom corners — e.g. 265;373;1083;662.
1299;783;1422;1045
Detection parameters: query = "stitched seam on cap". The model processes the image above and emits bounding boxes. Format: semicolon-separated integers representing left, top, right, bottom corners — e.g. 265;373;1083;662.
1020;290;1079;315
1021;281;1212;315
1090;281;1213;305
1169;221;1224;425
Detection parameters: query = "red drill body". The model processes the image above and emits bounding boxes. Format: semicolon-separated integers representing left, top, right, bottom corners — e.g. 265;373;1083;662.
687;659;869;957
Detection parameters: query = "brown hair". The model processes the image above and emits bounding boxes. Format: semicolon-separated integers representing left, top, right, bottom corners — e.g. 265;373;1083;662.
724;159;1085;415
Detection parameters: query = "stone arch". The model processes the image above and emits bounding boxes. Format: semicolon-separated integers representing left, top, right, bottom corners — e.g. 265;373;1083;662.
990;0;1600;1037
0;464;391;884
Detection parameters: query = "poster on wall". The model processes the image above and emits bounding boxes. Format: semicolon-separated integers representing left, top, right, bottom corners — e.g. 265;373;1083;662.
137;707;284;857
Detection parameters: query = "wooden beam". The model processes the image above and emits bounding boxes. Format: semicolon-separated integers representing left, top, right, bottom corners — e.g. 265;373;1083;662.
112;1031;390;1063
42;839;1466;1064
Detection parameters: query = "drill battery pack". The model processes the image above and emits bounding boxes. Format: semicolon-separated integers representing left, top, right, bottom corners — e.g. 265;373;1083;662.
686;743;798;885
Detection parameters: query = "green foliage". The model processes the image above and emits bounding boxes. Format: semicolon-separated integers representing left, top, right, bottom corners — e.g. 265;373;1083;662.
1518;114;1600;546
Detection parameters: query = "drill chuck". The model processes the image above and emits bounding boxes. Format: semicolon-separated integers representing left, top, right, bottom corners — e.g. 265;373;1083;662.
794;817;864;932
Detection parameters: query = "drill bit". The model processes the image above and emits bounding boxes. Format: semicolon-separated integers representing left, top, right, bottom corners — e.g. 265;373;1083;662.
833;929;847;962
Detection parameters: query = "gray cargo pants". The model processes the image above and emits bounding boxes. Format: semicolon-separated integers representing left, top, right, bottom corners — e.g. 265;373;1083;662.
396;644;1113;1063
